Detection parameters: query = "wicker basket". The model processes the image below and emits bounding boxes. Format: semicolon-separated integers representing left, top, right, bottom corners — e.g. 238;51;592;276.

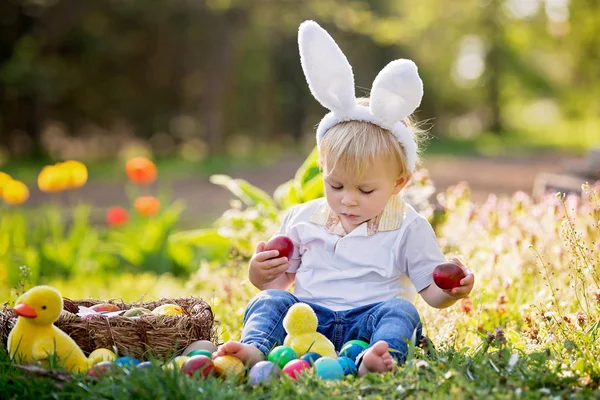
0;297;218;360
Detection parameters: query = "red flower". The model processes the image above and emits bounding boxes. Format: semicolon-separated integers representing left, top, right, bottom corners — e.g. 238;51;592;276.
134;196;160;216
460;297;473;314
106;206;129;226
125;157;157;185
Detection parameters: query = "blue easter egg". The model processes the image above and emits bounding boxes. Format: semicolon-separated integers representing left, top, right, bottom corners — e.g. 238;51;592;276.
248;361;280;385
314;357;344;380
339;343;364;361
300;352;321;366
114;356;140;367
337;356;357;376
136;361;153;369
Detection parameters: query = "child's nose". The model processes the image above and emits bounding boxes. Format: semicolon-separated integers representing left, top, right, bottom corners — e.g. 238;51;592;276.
341;193;358;207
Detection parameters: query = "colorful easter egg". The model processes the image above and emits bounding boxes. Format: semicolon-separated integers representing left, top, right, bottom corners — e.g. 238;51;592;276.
182;355;214;378
114;356;140;367
88;361;117;378
182;340;218;356
339;343;364;361
314;357;344;380
163;356;189;370
123;307;152;317
337;356;357;376
90;303;120;313
282;359;311;379
213;355;245;379
344;339;369;349
152;304;184;316
267;346;298;369
88;348;117;366
248;361;280;385
187;349;213;358
300;352;321;366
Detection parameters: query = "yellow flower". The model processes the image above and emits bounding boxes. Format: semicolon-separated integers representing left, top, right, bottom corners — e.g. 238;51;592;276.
0;172;12;198
38;165;68;193
61;160;88;189
3;180;29;205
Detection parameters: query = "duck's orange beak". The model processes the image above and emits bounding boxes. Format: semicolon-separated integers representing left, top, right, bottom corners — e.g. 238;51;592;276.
13;303;37;318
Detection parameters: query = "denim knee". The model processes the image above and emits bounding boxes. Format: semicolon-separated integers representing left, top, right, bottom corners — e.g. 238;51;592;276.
378;298;421;327
355;298;423;367
243;289;298;324
241;289;300;356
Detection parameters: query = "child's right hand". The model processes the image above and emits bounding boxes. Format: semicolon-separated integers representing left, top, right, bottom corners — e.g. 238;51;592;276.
248;241;290;288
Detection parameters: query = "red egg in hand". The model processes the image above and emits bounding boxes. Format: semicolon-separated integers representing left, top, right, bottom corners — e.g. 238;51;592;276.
264;235;295;260
433;262;466;290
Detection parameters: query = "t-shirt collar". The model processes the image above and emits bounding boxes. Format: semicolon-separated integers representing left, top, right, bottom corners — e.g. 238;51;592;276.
309;195;406;236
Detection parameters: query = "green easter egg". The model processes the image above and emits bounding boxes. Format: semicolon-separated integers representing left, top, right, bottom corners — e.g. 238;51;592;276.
267;346;298;369
344;340;369;349
123;307;152;317
187;349;213;358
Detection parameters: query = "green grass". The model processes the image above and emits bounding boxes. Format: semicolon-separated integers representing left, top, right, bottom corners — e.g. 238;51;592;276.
1;150;599;399
1;340;597;399
423;130;590;158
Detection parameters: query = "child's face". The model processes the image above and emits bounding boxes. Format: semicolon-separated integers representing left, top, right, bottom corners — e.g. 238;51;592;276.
322;157;408;232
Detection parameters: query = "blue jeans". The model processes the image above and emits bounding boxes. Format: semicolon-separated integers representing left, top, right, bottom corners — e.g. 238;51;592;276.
240;289;422;365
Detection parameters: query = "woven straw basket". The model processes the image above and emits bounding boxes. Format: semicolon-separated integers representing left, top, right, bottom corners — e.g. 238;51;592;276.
0;297;218;360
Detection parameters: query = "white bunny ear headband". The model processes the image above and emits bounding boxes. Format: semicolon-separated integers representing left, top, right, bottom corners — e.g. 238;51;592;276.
298;20;423;172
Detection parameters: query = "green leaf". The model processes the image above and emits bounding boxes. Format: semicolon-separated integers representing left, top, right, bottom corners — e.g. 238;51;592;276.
236;179;277;209
210;174;276;208
299;174;324;202
169;228;230;247
273;180;301;209
294;147;321;188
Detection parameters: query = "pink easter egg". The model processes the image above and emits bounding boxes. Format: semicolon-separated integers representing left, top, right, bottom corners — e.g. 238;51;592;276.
282;359;311;380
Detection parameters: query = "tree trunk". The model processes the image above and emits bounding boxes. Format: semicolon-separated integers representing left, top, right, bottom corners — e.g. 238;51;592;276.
484;0;503;134
199;8;247;155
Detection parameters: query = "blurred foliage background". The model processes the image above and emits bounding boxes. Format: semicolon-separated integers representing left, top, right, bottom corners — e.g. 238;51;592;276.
0;0;598;167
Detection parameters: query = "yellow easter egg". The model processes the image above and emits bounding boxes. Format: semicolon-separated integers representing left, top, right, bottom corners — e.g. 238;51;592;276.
152;304;184;316
88;348;117;366
163;355;189;370
213;355;245;379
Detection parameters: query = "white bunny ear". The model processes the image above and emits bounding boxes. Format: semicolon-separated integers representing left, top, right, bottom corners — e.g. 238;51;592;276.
370;59;423;124
298;20;356;114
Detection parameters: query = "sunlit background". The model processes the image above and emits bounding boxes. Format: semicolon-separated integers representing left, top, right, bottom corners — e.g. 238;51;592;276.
0;0;598;225
2;4;600;395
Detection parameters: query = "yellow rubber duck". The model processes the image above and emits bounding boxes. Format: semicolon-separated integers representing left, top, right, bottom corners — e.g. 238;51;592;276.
7;285;89;373
283;303;337;358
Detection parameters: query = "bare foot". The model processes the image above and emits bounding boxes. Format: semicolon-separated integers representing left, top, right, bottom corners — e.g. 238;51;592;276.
213;341;265;367
358;340;396;376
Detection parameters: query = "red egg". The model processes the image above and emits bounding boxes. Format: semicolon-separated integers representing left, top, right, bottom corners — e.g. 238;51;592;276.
90;303;120;313
282;359;311;379
433;262;466;290
264;235;295;260
88;361;117;378
182;355;214;378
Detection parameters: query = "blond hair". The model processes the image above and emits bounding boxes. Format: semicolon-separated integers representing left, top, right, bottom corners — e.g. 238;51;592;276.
319;98;425;180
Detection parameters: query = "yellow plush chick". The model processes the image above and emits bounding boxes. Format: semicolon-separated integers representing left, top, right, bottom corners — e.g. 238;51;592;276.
7;285;89;373
283;303;337;358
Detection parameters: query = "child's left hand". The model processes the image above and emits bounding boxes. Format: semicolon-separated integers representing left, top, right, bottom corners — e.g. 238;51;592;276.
444;258;474;299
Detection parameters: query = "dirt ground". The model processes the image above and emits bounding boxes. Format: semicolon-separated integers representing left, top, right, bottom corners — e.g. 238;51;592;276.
25;152;580;226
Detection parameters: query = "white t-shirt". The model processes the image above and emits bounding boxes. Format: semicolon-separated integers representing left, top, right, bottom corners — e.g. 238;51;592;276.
277;197;445;311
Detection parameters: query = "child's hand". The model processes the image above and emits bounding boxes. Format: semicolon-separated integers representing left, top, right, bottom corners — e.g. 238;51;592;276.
443;258;474;299
248;241;290;288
